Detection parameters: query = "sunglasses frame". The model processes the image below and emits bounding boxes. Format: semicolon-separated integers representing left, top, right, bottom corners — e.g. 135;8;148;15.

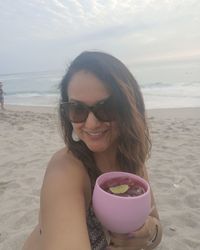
61;96;116;123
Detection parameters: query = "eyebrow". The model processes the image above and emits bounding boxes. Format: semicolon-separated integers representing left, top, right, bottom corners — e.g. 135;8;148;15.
68;96;111;105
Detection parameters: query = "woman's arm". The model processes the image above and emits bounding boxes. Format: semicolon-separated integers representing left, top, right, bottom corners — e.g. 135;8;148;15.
39;149;92;250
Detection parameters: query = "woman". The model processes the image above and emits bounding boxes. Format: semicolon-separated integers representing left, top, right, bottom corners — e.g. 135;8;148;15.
0;82;5;110
23;51;162;250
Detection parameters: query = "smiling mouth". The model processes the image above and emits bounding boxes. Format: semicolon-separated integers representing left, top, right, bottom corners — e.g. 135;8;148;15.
85;130;107;137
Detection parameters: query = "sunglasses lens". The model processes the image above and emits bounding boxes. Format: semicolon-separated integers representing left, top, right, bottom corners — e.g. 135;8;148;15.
61;97;116;123
66;103;88;123
94;98;116;122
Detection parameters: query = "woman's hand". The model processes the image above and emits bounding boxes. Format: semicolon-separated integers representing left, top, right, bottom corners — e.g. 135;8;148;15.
107;216;158;250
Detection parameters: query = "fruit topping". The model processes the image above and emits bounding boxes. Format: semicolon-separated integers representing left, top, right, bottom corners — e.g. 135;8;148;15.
109;184;129;194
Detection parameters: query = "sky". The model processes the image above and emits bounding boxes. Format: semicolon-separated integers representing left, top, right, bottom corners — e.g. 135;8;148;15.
0;0;200;83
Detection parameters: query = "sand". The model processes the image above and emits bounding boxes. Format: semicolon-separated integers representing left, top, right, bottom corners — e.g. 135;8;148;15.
0;105;200;250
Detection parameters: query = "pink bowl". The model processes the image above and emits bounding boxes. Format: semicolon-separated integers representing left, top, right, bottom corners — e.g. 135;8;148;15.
92;171;151;234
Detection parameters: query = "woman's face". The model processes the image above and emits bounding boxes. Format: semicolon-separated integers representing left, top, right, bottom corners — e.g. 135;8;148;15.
67;70;119;153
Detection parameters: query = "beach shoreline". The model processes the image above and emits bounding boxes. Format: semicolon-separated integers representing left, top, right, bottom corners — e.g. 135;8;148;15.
0;105;200;249
4;104;57;114
4;103;200;117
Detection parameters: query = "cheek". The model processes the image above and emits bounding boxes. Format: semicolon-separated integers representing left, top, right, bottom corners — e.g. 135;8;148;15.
72;123;83;132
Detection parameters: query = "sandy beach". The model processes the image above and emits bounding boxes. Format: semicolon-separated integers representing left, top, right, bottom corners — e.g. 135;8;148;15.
0;105;200;250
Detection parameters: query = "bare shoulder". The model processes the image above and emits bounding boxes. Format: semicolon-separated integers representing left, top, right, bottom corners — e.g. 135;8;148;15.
42;147;91;206
45;147;87;175
43;148;89;186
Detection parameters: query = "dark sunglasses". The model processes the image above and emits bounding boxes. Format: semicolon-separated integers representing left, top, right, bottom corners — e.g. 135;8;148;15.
61;96;116;123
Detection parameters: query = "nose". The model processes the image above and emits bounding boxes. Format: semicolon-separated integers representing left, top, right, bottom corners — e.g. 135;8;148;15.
84;111;101;129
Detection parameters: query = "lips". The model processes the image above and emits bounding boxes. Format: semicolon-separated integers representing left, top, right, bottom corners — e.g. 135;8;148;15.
87;131;104;136
84;130;108;138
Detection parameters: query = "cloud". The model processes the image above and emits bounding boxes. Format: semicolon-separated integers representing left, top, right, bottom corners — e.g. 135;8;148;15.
0;0;200;74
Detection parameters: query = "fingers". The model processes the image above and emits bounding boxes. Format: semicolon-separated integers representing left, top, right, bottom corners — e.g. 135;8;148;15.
130;216;155;239
107;216;157;249
109;216;155;240
109;232;129;240
109;233;145;249
107;245;138;250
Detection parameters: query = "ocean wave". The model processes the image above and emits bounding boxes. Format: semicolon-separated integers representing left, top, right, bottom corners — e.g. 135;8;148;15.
6;91;59;96
141;81;200;89
0;71;63;88
141;82;171;88
2;70;200;109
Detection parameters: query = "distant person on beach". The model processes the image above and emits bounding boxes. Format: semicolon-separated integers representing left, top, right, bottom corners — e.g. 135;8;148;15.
23;51;162;250
0;82;5;110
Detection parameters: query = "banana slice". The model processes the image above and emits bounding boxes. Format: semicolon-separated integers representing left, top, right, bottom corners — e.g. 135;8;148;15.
109;184;129;194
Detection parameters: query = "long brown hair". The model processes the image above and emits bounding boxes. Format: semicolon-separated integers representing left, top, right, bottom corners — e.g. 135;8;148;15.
59;51;151;181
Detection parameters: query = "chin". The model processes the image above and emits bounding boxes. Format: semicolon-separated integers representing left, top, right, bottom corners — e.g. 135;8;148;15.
86;143;109;153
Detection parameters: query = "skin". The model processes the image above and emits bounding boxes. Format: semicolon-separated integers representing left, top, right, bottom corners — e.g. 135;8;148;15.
68;71;120;171
22;70;161;250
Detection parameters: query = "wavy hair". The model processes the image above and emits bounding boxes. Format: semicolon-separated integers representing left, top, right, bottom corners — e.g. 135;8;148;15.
59;51;151;182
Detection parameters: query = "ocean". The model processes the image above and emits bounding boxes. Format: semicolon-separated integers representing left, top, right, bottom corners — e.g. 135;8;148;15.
1;70;200;110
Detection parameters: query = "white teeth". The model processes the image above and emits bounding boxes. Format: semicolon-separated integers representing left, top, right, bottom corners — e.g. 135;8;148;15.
86;131;104;136
88;132;101;135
